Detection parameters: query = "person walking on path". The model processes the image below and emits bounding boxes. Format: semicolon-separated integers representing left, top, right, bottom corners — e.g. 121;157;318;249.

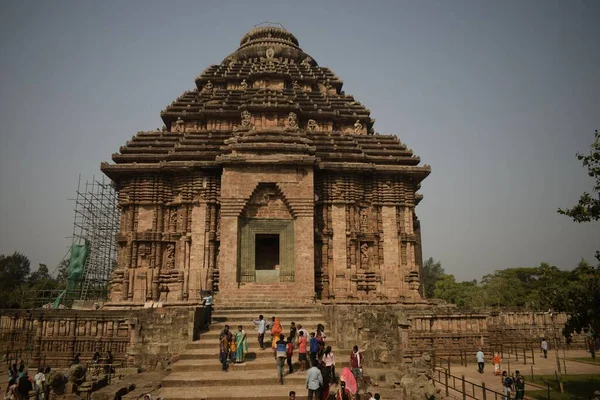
541;338;548;359
501;370;514;400
306;359;323;400
492;352;502;376
514;370;525;400
298;330;308;371
275;334;288;385
476;349;485;373
235;325;248;363
286;336;295;374
251;315;267;350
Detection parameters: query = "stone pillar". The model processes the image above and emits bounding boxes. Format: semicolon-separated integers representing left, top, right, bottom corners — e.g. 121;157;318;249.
189;202;207;300
381;206;400;299
331;204;347;298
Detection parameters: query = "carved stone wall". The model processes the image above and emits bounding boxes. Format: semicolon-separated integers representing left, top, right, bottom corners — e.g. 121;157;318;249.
0;308;203;370
315;173;424;302
107;173;220;307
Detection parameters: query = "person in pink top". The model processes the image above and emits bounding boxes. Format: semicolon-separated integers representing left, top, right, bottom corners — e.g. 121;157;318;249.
298;330;308;371
322;345;336;384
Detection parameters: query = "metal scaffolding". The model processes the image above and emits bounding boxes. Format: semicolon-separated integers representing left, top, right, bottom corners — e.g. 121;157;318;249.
69;175;119;301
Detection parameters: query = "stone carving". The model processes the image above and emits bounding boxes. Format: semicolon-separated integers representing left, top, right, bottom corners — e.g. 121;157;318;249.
307;119;318;131
173;117;185;132
354;119;363;133
234;110;254;131
408;271;420;291
266;48;275;59
360;242;369;269
240;79;248;90
301;56;312;66
165;244;175;269
360;207;368;231
287;112;298;129
170;209;178;229
292;80;300;91
201;80;214;94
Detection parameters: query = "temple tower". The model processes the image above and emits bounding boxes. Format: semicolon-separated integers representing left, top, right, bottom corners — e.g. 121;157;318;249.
101;26;430;307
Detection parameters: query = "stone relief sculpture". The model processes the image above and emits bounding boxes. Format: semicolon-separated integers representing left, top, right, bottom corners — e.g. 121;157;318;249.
234;110;254;132
173;117;185;133
287;112;299;129
164;244;175;269
354;119;363;134
201;80;214;94
292;80;300;91
240;79;248;90
170;209;178;230
360;242;370;269
301;56;312;66
307;119;318;131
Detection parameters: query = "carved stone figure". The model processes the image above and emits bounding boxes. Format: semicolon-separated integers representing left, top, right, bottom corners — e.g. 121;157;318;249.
266;48;275;59
240;79;248;90
174;117;185;132
359;207;368;230
307;119;318;131
360;242;369;268
170;209;178;229
301;56;312;66
292;80;300;91
201;80;214;94
235;110;253;131
287;112;298;129
354;119;363;134
165;244;175;269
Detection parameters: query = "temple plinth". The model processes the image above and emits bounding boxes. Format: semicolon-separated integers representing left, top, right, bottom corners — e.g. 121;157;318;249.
101;26;430;307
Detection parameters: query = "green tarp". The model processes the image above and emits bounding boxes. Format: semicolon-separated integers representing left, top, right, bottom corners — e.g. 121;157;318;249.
52;242;89;309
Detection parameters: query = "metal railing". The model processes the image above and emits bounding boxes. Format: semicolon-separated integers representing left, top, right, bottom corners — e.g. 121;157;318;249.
432;367;512;400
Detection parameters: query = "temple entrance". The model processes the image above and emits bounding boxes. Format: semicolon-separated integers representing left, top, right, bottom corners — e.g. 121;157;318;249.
255;234;280;270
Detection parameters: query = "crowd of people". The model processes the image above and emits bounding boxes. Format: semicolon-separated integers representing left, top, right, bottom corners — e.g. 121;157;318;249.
476;349;525;399
212;314;381;399
4;359;50;400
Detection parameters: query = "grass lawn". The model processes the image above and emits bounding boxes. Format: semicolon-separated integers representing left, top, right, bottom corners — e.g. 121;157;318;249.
568;357;600;365
526;374;600;399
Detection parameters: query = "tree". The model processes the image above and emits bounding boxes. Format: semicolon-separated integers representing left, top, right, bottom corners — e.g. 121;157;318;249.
422;257;444;298
555;130;600;348
29;263;51;283
558;129;600;262
0;252;31;308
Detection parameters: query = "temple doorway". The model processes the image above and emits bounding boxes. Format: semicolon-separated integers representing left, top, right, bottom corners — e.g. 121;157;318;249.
255;234;280;270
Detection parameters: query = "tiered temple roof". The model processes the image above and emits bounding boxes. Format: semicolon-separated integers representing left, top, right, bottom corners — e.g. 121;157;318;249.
102;26;430;182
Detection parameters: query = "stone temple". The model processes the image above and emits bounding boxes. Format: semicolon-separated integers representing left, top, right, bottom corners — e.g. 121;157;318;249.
101;26;430;307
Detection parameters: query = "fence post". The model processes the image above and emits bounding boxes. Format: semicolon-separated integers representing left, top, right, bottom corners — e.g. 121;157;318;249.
461;375;467;400
447;357;451;375
531;365;534;381
532;342;535;365
482;382;487;400
515;341;519;361
508;359;511;375
501;343;504;358
523;347;527;365
464;350;468;367
445;369;449;396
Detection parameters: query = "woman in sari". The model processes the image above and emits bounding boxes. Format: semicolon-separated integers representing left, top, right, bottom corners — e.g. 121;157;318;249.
235;325;248;363
271;318;283;358
337;367;357;400
493;352;502;376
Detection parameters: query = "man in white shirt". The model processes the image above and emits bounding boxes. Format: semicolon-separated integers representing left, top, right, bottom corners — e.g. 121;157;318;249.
305;360;323;400
252;314;267;350
476;349;485;373
202;292;213;325
541;338;548;358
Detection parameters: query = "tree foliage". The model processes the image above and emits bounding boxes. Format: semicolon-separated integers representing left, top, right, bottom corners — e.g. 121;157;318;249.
0;253;65;309
422;257;444;298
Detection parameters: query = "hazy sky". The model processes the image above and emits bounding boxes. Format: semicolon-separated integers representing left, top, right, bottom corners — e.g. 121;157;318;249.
1;0;598;281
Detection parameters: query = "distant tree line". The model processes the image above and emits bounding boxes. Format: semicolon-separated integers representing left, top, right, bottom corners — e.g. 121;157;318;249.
0;252;67;309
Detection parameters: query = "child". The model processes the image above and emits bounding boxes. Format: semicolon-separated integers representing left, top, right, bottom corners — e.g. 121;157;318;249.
286;336;294;374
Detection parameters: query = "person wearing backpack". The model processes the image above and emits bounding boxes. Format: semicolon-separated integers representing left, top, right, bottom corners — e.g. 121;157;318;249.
501;370;514;400
514;370;525;399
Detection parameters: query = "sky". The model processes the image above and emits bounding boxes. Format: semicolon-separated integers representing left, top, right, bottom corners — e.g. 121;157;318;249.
0;0;598;282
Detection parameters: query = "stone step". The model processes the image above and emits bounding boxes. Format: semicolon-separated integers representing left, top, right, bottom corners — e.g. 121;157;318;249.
159;384;314;399
212;313;324;321
161;370;307;387
178;347;341;361
186;338;337;350
213;306;319;313
171;357;348;372
207;321;327;331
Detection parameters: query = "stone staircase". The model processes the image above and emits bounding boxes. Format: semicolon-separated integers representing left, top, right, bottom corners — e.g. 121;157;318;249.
158;305;342;399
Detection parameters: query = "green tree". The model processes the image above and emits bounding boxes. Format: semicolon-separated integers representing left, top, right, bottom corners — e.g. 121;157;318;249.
422;257;444;298
558;129;600;262
555;130;600;346
29;263;51;283
0;252;31;308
